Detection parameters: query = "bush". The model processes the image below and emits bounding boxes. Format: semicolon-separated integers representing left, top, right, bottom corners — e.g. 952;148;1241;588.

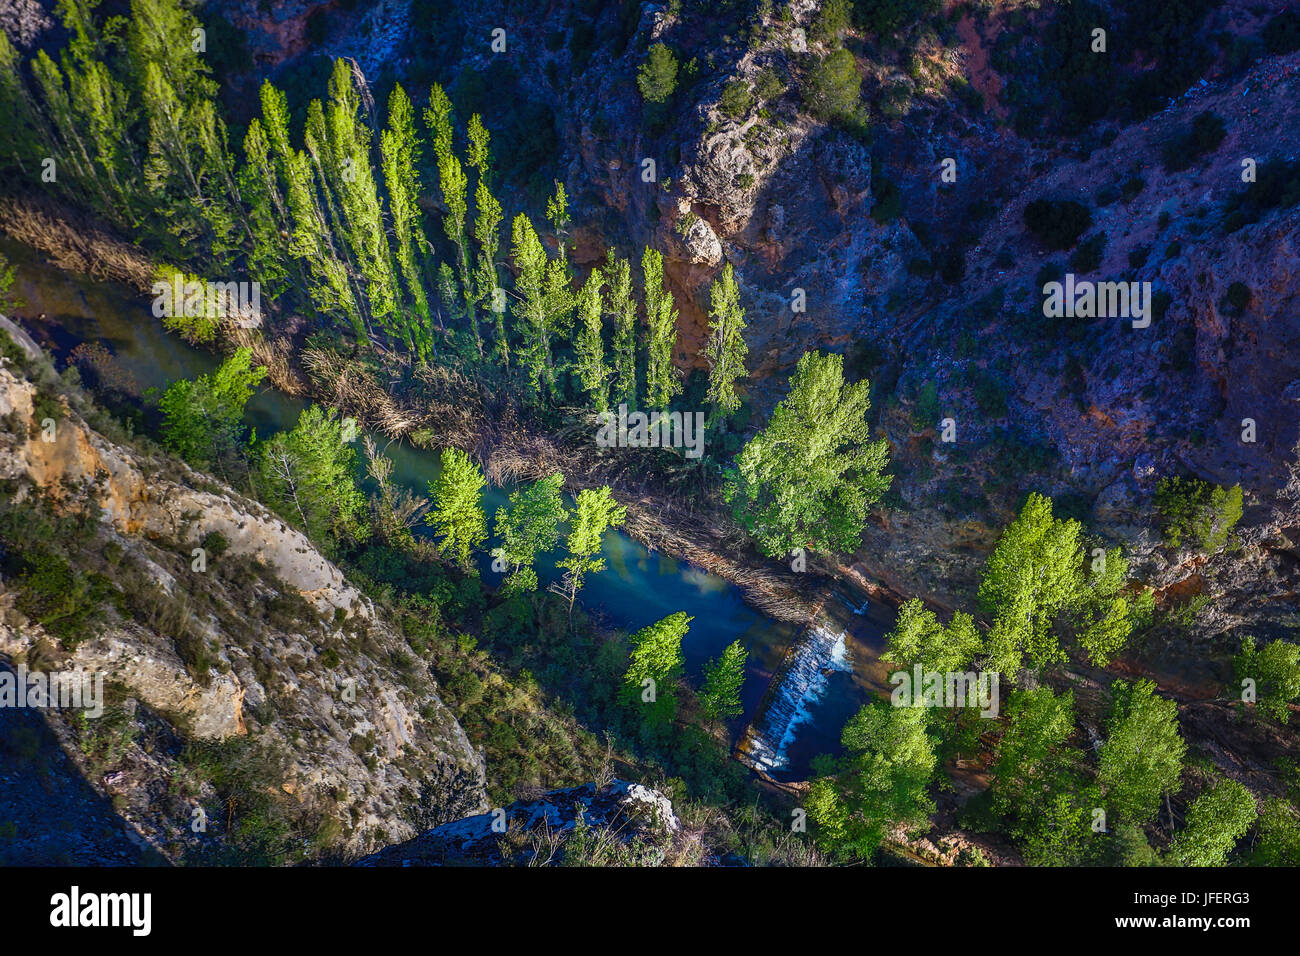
1161;111;1226;172
637;42;678;104
1068;232;1107;273
754;67;785;102
1154;476;1243;552
720;80;754;118
1024;199;1092;250
802;48;862;123
853;0;941;35
1222;159;1300;233
1262;10;1300;55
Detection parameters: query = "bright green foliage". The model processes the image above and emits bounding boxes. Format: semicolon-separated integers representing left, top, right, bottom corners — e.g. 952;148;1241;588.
425;448;488;571
725;350;890;558
473;177;506;367
1251;798;1300;866
1165;778;1257;866
978;493;1084;677
990;687;1078;816
238;118;292;297
603;250;638;409
573;270;609;412
256;405;366;548
1155;476;1243;552
323;60;400;332
494;472;568;595
154;265;221;344
624;611;691;726
546;179;570;261
703;263;748;422
1098;679;1186;825
556;486;627;612
637;43;678;103
882;598;982;674
641;247;681;409
380;83;432;357
1073;546;1145;667
541;257;575;367
700;639;747;721
806;702;936;859
1017;784;1101;867
426;84;477;355
466;112;491;177
158;347;266;468
510;214;553;402
1234;636;1300;723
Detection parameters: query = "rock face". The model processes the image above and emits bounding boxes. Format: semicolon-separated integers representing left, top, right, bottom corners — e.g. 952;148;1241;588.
0;351;488;859
360;780;683;866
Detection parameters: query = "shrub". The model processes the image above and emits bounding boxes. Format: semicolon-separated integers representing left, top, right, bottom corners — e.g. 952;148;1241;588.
1024;199;1092;250
1161;111;1226;172
637;42;678;104
1222;281;1251;313
1234;637;1300;724
720;80;754;118
1262;10;1300;55
754;67;785;102
1222;159;1300;233
1068;232;1107;273
1154;476;1243;552
802;48;862;123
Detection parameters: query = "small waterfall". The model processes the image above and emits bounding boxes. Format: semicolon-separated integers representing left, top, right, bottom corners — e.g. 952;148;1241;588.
740;624;853;774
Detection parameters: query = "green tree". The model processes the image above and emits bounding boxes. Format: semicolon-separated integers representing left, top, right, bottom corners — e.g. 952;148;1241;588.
493;472;568;595
624;611;690;727
380;83;433;357
158;347;266;471
556;486;627;615
573;269;610;411
802;48;862;123
882;598;982;675
510;213;553;402
703;263;748;423
1165;778;1257;866
806;701;936;859
603;250;638;409
978;493;1084;677
1098;679;1186;825
1155;476;1243;552
700;639;747;722
641;247;681;410
426;448;487;572
1073;546;1146;667
724;350;891;558
426;84;478;355
1251;798;1300;866
546;179;571;262
990;686;1078;816
1234;636;1300;723
256;405;366;549
636;42;678;104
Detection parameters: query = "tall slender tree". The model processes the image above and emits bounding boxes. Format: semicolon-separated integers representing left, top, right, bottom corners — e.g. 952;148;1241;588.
704;262;749;423
641;247;681;409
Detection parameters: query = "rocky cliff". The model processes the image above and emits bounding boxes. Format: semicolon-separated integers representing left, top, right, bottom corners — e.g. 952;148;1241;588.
0;330;488;861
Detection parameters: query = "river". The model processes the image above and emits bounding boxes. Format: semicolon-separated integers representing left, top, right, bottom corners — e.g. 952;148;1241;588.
3;238;897;779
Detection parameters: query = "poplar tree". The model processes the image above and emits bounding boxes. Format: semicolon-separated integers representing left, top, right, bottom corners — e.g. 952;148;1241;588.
257;405;367;550
624;612;691;727
493;472;568;596
425;84;478;356
546;179;571;262
704;262;749;422
641;247;681;409
700;640;747;722
466;115;505;367
555;486;626;615
510;213;551;402
573;270;609;411
238;117;292;297
603;249;638;409
325;60;400;334
426;448;488;572
380;83;433;357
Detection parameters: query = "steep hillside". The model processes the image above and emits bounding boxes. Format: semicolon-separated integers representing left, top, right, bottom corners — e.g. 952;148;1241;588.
0;326;488;862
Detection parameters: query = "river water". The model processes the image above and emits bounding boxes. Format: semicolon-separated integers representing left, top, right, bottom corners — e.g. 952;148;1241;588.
3;239;897;778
